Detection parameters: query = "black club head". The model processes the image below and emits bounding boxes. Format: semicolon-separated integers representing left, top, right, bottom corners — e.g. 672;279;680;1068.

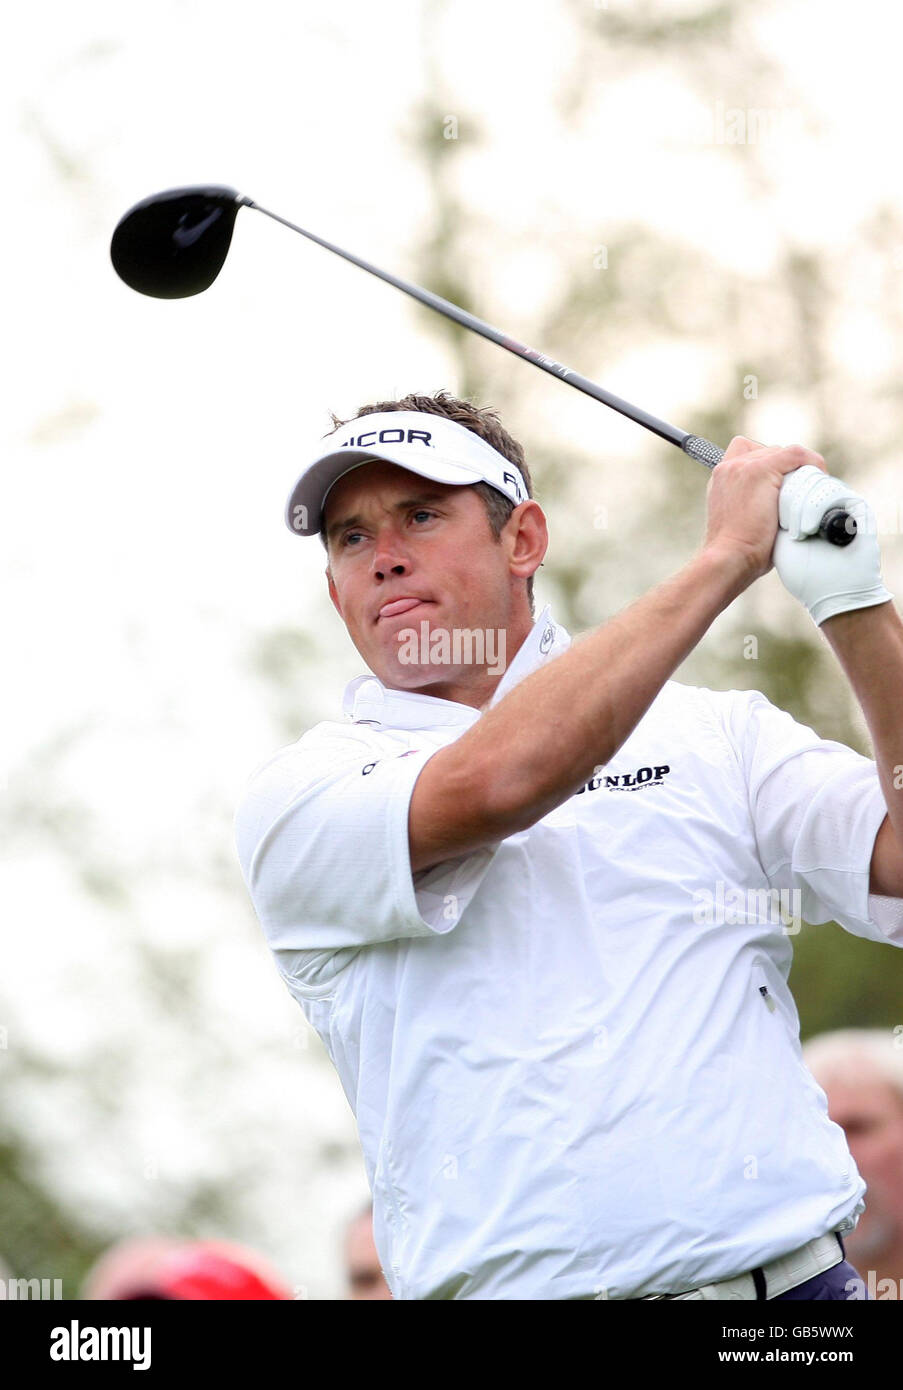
110;185;247;298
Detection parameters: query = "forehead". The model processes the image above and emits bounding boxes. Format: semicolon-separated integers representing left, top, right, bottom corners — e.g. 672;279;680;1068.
824;1073;903;1117
323;460;467;527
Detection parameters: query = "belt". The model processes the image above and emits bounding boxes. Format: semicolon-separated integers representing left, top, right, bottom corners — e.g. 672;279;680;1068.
640;1232;844;1301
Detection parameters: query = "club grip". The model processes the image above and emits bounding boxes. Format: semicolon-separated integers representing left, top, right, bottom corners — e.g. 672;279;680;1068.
681;436;857;547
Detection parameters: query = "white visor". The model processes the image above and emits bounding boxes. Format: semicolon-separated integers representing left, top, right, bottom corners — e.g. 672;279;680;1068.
285;410;529;537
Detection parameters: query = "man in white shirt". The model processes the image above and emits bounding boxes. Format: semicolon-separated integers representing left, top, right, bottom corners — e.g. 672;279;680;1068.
235;390;903;1300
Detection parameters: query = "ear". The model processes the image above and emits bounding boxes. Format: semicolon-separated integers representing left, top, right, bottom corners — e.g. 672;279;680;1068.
505;500;548;585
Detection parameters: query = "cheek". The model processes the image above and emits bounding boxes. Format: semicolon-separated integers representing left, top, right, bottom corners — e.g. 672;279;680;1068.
333;577;365;632
854;1129;900;1177
874;1129;903;1174
451;540;506;587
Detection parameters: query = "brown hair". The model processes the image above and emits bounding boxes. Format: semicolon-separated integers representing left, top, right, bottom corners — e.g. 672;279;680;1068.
320;390;536;615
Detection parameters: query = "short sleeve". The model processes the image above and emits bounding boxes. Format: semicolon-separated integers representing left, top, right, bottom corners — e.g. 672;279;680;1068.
707;688;903;945
233;728;501;983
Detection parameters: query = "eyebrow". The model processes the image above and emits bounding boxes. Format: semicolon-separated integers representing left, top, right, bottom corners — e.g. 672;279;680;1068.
326;491;452;545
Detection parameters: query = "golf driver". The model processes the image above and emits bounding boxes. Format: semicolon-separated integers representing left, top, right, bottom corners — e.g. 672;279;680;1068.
110;184;856;546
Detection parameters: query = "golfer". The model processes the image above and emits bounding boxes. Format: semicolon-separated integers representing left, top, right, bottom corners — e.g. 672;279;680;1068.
235;390;903;1300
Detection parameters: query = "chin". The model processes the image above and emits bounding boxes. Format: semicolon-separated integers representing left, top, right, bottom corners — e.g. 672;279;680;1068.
847;1211;897;1260
383;661;448;689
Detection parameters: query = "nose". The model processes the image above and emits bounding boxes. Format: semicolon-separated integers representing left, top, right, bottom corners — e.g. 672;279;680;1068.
371;526;411;580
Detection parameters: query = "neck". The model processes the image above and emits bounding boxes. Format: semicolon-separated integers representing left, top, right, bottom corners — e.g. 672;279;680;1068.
846;1220;903;1290
860;1243;903;1289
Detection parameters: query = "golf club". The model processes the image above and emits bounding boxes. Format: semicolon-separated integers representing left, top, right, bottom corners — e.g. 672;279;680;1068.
110;184;856;546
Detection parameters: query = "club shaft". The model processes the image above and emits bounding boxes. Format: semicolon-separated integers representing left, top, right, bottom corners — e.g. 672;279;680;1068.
242;195;854;547
245;199;690;451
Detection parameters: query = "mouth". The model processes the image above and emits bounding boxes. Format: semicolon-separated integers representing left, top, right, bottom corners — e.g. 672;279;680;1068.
376;598;434;623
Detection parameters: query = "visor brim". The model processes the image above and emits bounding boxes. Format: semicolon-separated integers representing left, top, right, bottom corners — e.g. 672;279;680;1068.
284;447;489;536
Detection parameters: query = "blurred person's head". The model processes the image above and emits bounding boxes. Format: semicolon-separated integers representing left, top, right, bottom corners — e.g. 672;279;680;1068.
803;1028;903;1267
81;1236;291;1300
345;1202;392;1300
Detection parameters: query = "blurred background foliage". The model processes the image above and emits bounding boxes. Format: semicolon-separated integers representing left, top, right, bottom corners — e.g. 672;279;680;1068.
4;0;903;1295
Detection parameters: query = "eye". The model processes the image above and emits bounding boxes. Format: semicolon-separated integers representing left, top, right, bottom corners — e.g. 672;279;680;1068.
340;510;437;549
842;1117;878;1138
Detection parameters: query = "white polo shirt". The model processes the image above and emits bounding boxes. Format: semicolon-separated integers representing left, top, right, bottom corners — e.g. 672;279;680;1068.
234;604;903;1300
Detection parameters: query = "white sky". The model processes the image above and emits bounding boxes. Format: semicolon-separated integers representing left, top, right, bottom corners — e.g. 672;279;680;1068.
4;0;903;1296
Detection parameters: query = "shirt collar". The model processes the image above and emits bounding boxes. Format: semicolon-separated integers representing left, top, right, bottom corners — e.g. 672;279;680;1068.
341;603;572;731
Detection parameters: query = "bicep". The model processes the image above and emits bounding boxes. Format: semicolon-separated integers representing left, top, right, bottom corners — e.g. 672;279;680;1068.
408;741;517;874
869;814;903;898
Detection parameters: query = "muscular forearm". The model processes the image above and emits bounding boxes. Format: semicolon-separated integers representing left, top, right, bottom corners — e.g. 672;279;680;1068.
820;600;903;850
464;546;752;831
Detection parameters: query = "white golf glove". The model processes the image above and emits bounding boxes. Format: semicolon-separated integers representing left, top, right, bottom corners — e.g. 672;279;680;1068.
773;464;893;627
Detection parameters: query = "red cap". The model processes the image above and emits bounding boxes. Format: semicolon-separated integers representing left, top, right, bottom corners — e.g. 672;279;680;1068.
82;1237;291;1300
